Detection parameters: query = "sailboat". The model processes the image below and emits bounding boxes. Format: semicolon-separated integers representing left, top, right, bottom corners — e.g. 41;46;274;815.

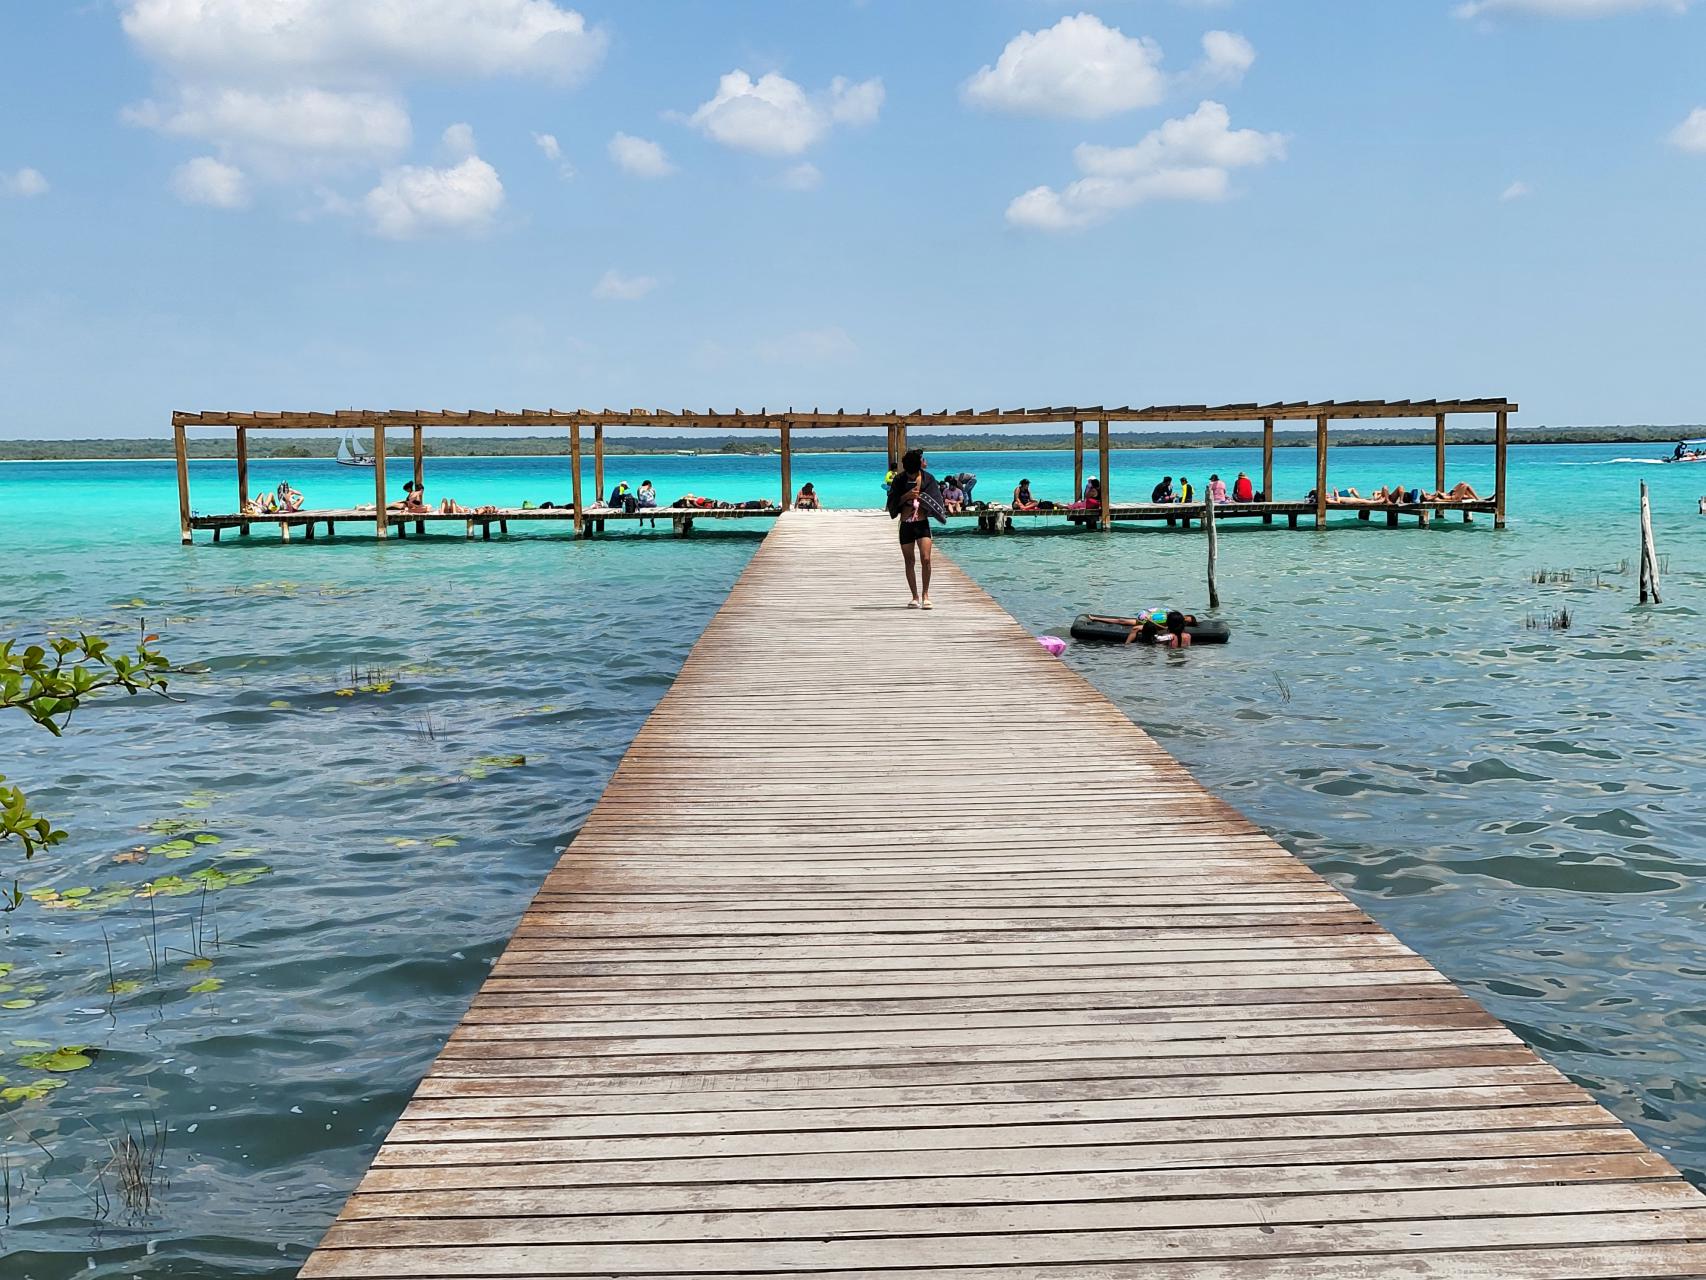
335;431;376;467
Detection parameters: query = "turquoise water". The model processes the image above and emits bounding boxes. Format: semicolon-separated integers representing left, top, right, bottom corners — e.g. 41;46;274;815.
0;443;1703;1277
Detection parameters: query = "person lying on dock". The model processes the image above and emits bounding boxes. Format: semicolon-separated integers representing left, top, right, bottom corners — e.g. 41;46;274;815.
438;499;499;515
1151;476;1174;503
1425;481;1485;503
795;483;821;509
1012;479;1040;512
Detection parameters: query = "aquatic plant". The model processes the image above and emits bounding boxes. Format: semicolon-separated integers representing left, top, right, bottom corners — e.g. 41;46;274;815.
335;664;397;697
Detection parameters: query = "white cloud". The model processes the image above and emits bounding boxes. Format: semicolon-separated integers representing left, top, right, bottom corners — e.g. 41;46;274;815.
441;122;477;159
1669;107;1706;152
1007;100;1285;231
689;70;883;156
534;131;561;161
363;155;504;237
757;326;858;364
122;86;412;171
608;132;675;178
777;161;823;191
1455;0;1689;16
1499;179;1532;201
2;168;48;198
963;13;1166;119
119;0;607;82
171;156;249;207
1197;30;1255;84
592;269;658;301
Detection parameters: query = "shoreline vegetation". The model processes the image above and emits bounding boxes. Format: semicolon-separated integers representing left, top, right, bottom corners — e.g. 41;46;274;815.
0;424;1699;463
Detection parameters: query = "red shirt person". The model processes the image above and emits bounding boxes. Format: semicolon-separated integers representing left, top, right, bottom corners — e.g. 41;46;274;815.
1232;471;1255;502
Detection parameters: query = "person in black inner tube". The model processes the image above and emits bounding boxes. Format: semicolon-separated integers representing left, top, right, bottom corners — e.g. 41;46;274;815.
886;448;947;609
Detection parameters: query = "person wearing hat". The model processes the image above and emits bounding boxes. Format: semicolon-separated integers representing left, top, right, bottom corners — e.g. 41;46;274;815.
1012;477;1039;513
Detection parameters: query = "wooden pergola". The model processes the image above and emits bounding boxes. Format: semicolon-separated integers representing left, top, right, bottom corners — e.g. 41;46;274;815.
170;398;1514;542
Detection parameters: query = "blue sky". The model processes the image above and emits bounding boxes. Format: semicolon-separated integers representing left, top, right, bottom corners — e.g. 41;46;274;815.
2;0;1704;437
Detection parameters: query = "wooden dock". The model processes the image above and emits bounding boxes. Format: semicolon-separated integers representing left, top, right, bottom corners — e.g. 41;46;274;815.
300;511;1706;1278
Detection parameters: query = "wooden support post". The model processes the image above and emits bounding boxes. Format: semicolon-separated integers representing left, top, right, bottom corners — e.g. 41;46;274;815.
779;423;793;510
570;424;584;537
1073;419;1084;500
594;425;605;503
1639;480;1662;604
412;425;424;492
897;422;908;461
1205;491;1220;609
1097;416;1111;531
886;424;897;471
235;427;249;535
174;423;192;544
1262;416;1274;508
373;426;388;538
1494;409;1508;528
1314;413;1328;529
1434;412;1446;495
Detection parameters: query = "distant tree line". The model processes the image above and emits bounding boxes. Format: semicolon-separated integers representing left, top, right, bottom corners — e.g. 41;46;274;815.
0;424;1700;462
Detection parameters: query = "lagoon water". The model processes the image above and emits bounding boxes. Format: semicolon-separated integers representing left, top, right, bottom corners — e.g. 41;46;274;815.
1;442;1704;1277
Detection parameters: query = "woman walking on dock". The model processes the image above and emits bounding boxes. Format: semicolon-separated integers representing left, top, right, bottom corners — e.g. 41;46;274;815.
887;448;945;609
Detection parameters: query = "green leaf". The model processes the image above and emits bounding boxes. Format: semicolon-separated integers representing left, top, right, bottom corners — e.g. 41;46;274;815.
18;1047;93;1072
1;999;36;1010
187;977;222;995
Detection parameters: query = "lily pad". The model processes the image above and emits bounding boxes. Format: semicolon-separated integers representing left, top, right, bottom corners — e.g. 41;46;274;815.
384;837;419;848
193;834;222;845
188;978;223;995
268;700;290;709
108;979;142;995
60;887;92;900
184;958;213;972
430;837;459;848
19;1047;93;1072
11;1039;49;1049
1;1078;66;1103
1;999;37;1011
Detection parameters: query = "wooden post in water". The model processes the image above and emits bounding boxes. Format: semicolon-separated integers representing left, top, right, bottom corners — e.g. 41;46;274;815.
1494;409;1509;528
1639;480;1661;604
235;426;250;535
412;425;425;535
569;423;584;537
1205;491;1220;609
174;422;192;544
1097;416;1111;531
1434;412;1447;495
373;426;388;538
779;422;793;510
1073;419;1084;500
1314;413;1328;528
1261;416;1274;517
593;425;605;503
886;424;898;471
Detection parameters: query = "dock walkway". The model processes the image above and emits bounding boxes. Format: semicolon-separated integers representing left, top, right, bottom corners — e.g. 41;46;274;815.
301;511;1706;1279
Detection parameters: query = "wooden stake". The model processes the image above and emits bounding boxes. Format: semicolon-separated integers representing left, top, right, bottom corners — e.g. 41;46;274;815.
779;422;793;510
1073;419;1084;500
235;426;249;530
1261;416;1274;508
174;422;192;544
1494;409;1509;528
1434;412;1446;495
1097;416;1111;531
1315;413;1329;528
1640;480;1661;604
373;426;388;538
1205;490;1220;609
570;424;584;537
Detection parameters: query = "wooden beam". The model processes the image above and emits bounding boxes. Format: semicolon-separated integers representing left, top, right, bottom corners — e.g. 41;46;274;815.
1494;410;1508;528
570;424;584;537
594;425;605;502
1315;413;1328;529
886;424;897;471
1097;416;1111;531
413;425;424;492
374;426;388;539
235;426;249;536
1434;413;1446;495
779;423;793;511
1262;416;1274;507
174;422;191;544
1073;419;1084;499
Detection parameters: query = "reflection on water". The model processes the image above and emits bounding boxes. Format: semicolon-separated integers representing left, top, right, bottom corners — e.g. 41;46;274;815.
0;443;1703;1276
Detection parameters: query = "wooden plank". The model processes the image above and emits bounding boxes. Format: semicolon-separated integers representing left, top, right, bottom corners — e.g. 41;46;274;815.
1315;412;1328;527
372;424;387;538
568;423;583;536
173;422;191;543
1496;407;1509;527
299;510;1690;1278
1097;415;1110;529
234;425;249;528
1434;410;1446;493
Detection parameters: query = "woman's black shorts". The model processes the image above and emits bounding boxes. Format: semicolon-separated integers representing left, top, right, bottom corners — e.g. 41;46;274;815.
899;519;933;546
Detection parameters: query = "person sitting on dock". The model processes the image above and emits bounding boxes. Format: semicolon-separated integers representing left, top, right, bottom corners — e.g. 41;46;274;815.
1068;477;1101;510
1425;481;1485;503
1233;471;1254;502
795;482;821;509
390;480;428;513
1207;474;1228;503
606;482;636;513
940;478;965;513
276;481;304;512
1151;476;1173;503
1176;476;1194;503
1012;479;1040;512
